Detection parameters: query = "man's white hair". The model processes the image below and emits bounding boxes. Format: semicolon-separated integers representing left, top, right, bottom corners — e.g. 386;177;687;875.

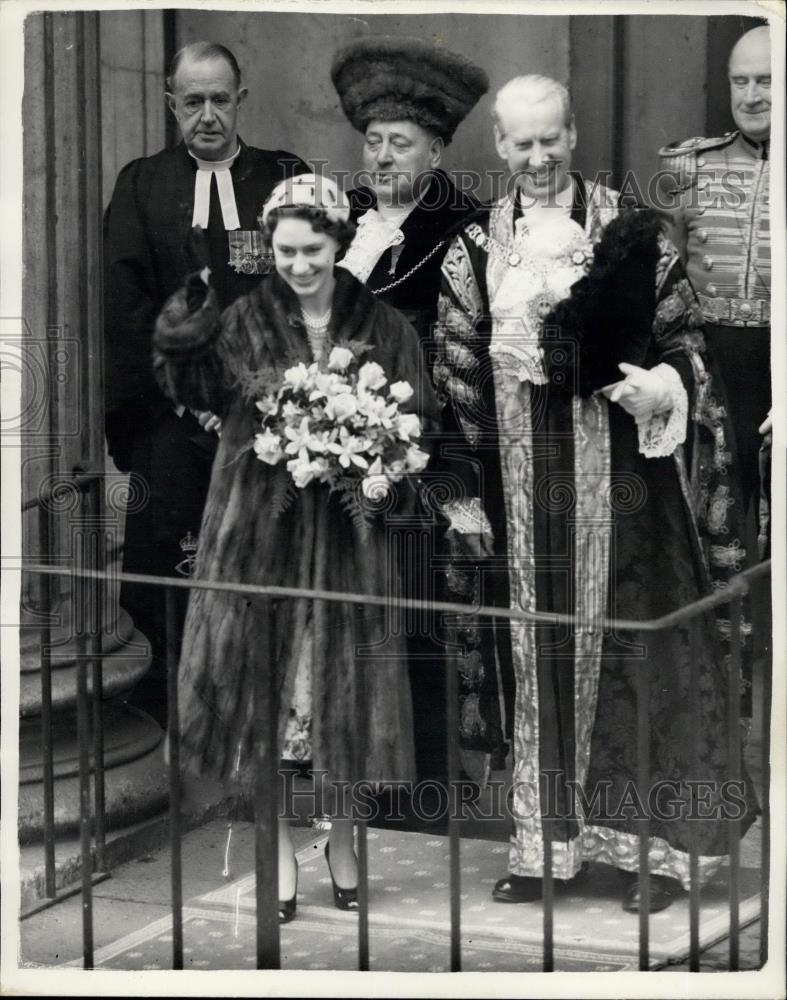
493;75;573;133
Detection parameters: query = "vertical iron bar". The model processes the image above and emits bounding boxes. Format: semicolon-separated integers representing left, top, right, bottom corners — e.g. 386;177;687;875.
254;597;280;969
89;478;106;873
356;604;369;972
636;658;650;970
357;817;370;971
162;9;178;149
689;620;700;971
165;586;183;970
38;502;57;898
446;618;461;972
727;595;742;970
611;16;627;189
76;493;94;968
759;572;772;968
41;5;58;904
542;827;554;972
75;11;89;465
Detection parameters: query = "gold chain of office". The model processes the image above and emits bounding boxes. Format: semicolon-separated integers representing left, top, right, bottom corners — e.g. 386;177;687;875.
370;239;449;295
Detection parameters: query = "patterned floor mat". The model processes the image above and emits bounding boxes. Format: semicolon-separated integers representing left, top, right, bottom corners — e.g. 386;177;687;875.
79;828;760;972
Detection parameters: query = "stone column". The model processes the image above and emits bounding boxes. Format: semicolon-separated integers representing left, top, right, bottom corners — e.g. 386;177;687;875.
19;10;167;850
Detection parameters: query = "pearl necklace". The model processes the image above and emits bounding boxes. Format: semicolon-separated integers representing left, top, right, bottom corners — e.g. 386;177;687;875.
301;307;331;364
301;307;332;331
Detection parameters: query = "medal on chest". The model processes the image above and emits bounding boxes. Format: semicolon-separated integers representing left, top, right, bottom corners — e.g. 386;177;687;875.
227;230;275;276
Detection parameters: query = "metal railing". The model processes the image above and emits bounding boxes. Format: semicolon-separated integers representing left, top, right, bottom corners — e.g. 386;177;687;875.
19;472;771;972
21;471;109;932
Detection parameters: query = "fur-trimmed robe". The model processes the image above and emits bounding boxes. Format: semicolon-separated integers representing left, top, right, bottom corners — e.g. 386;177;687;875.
434;177;758;885
153;268;440;786
347;171;479;344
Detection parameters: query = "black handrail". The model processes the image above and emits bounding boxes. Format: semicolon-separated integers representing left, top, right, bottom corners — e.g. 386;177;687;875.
21;559;769;632
21;470;104;512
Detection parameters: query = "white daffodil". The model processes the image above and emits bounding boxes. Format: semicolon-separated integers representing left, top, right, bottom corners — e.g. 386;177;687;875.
356;392;395;428
281;399;304;421
255;394;278;417
288;454;331;488
253;429;284;466
326;426;370;470
304;429;332;454
284;416;313;457
287;455;317;488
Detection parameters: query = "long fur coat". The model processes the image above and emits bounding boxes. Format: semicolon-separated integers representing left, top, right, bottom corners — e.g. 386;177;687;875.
153;267;440;787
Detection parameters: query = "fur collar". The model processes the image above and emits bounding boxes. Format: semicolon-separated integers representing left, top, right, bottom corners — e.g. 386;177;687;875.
542;207;667;397
251;266;380;347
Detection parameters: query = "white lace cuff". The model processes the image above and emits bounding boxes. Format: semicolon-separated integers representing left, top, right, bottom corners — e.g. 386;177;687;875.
442;497;493;536
489;342;549;385
636;363;688;458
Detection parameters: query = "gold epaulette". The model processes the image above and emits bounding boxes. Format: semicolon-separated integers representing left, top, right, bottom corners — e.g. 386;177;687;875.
657;131;738;159
657;132;738;193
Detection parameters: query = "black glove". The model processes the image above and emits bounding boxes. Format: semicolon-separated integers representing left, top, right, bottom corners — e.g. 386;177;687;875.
184;226;211;312
185;269;209;313
187;224;211;271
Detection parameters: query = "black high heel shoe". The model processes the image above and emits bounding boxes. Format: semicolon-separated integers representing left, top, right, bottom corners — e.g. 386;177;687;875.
324;843;358;911
279;859;298;924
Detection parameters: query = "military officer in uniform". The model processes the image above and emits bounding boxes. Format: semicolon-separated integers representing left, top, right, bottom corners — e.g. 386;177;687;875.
659;25;771;520
104;41;307;721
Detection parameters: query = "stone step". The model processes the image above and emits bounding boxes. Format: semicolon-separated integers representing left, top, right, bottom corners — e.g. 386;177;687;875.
20;771;231;912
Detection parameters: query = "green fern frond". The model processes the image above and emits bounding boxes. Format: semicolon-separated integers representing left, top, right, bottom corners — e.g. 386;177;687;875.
269;467;297;518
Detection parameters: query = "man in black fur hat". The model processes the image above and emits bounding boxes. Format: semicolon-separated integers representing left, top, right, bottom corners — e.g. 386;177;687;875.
331;36;487;343
435;75;757;911
330;37;506;793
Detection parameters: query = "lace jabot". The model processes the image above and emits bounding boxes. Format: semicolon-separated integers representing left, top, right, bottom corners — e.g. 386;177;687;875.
338;209;407;283
484;212;594;386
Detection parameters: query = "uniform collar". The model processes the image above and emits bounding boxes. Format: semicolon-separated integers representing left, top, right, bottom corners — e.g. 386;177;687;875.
738;131;769;160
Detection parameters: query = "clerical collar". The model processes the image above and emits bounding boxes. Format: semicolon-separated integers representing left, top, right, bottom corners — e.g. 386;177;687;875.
188;143;241;230
739;131;769;160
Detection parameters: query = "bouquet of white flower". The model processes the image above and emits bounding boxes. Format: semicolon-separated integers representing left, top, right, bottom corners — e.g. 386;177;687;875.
252;345;429;504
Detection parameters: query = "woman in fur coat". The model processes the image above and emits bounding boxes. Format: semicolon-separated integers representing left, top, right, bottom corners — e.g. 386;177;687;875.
153;175;440;921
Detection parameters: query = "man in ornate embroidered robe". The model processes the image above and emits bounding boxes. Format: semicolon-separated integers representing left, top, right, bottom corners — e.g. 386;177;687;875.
434;75;757;911
104;42;306;720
